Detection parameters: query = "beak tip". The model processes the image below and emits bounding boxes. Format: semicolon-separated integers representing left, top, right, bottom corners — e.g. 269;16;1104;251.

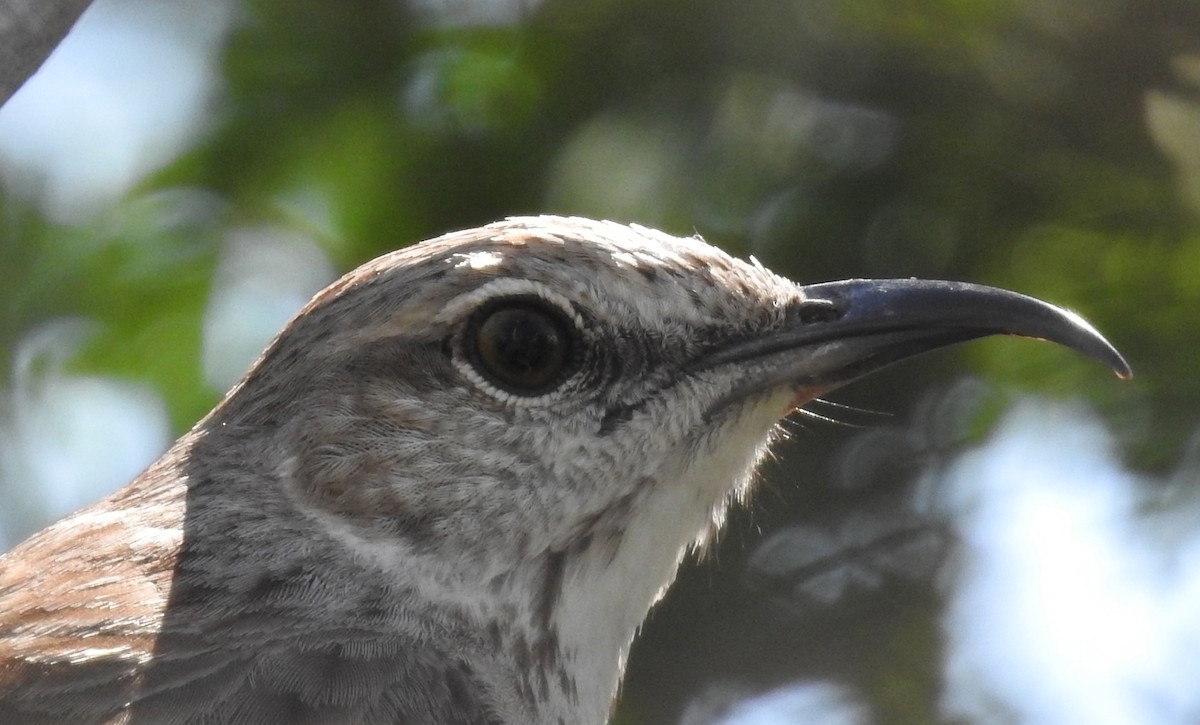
1060;308;1131;381
1098;351;1132;380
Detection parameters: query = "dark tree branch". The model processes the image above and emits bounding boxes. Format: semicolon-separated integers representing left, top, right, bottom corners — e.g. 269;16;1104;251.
0;0;94;107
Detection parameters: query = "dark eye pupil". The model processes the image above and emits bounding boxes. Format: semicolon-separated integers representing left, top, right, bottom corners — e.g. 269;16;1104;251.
472;303;571;394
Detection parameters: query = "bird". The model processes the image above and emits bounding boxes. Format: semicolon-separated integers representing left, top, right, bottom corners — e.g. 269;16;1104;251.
0;216;1129;724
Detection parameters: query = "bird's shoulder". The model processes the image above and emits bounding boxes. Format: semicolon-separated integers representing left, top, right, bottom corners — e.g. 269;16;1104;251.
0;465;182;716
0;474;507;724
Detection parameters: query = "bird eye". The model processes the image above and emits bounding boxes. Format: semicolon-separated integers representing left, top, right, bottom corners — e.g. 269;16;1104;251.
467;299;574;395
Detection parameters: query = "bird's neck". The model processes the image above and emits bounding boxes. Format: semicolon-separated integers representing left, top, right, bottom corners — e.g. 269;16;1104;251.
547;396;788;724
229;393;787;724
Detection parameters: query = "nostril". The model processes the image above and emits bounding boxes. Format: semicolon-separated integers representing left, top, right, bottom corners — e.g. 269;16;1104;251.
795;299;842;324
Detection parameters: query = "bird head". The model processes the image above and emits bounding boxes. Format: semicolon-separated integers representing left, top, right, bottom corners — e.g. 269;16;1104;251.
0;215;1129;725
190;215;1128;721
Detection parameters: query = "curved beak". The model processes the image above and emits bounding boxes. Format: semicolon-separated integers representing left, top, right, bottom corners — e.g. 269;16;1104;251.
696;278;1130;413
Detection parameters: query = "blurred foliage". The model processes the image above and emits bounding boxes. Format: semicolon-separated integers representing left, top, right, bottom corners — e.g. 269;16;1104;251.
3;0;1200;721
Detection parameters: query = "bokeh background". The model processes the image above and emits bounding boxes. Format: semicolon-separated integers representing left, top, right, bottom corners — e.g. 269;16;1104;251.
2;1;1200;723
